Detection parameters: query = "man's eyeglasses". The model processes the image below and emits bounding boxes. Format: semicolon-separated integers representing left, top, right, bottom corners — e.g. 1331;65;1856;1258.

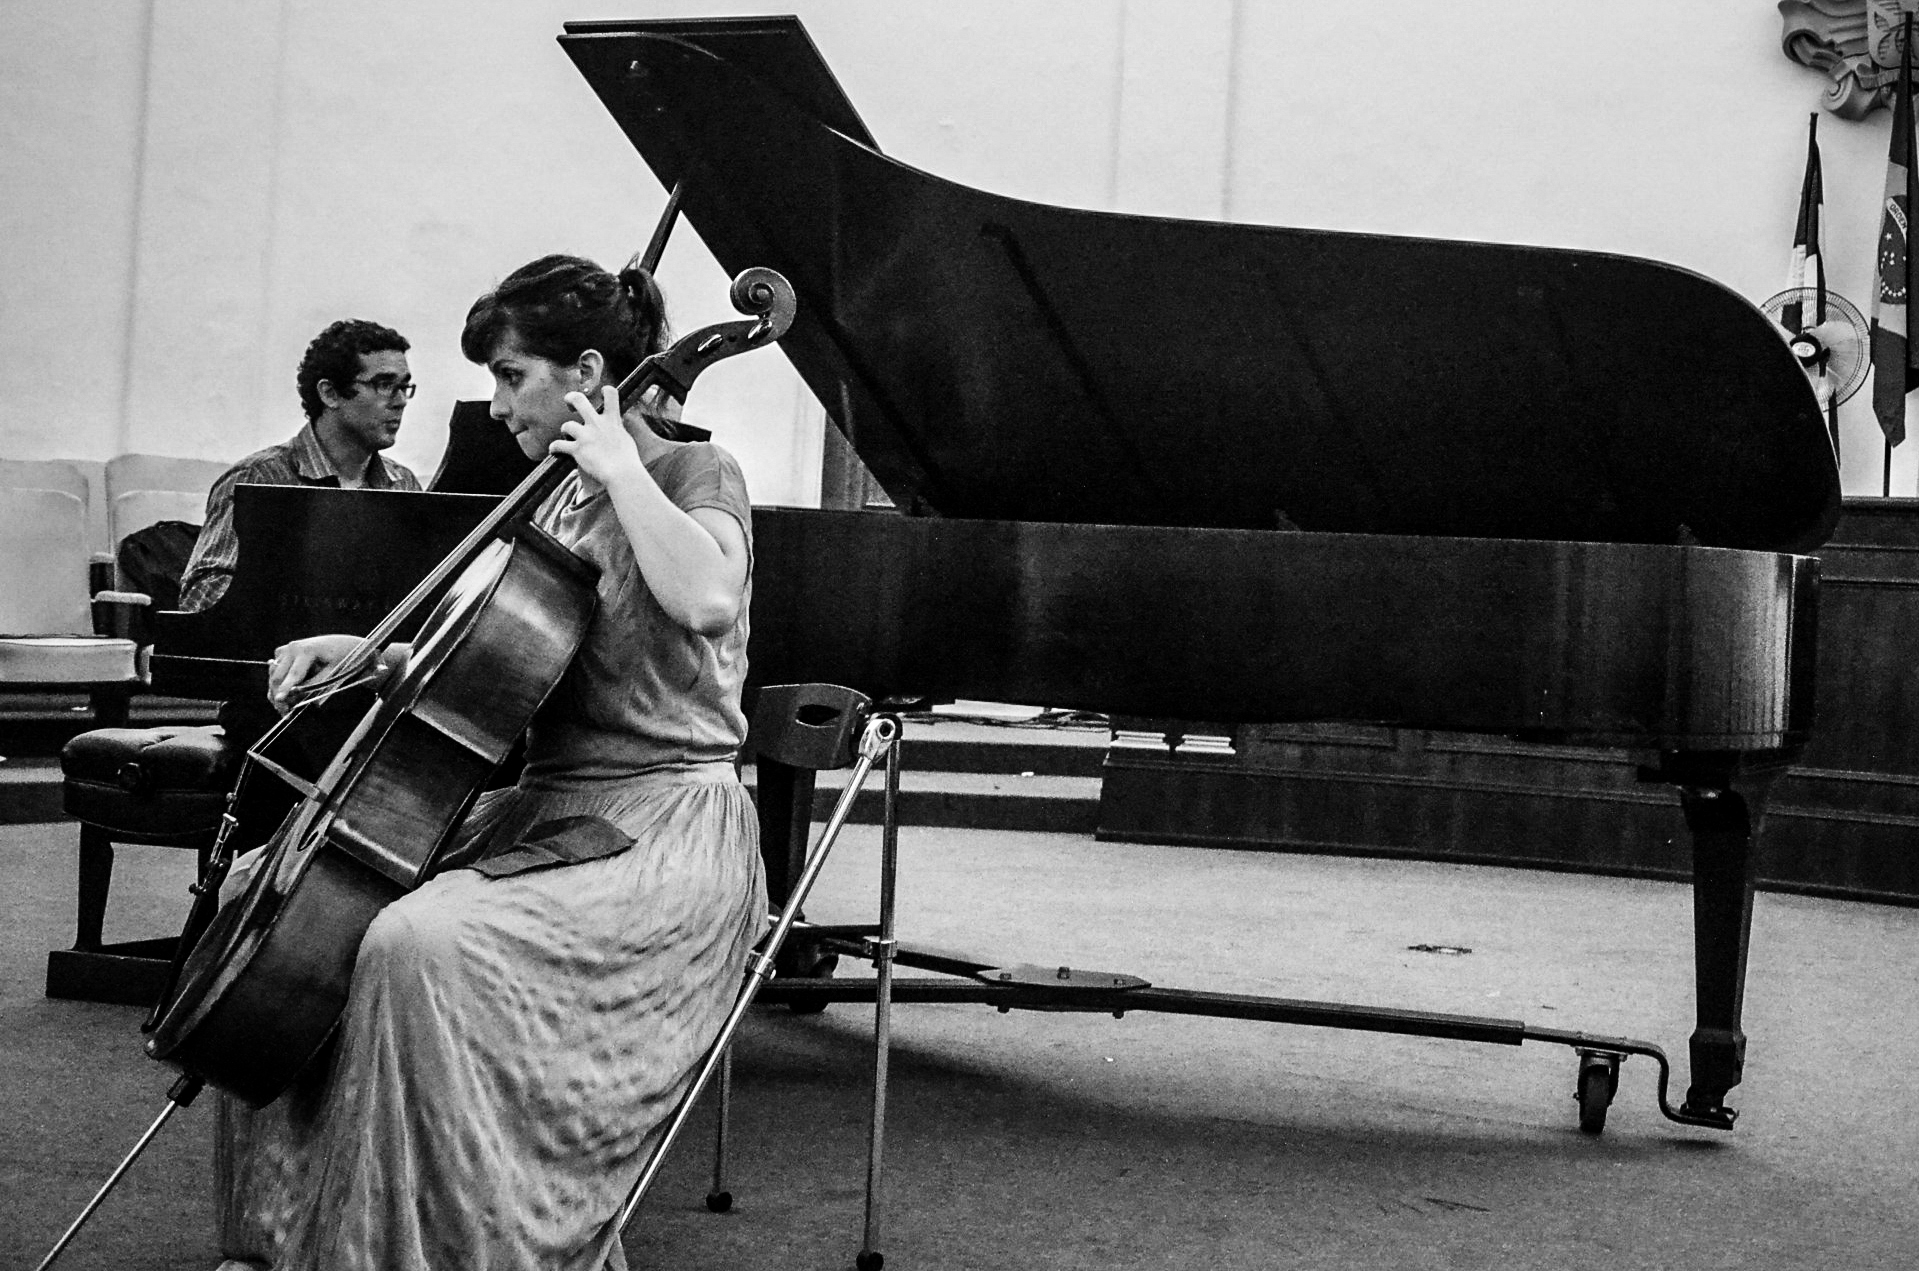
352;375;417;401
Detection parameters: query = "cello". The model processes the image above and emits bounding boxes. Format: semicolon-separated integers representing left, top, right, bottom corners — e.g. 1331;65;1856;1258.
141;265;796;1106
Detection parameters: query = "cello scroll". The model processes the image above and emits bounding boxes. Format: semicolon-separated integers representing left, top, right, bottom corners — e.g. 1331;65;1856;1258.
627;266;796;404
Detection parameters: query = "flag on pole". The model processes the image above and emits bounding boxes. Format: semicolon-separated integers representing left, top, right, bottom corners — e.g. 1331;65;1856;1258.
1786;112;1838;459
1872;14;1919;452
1785;112;1826;335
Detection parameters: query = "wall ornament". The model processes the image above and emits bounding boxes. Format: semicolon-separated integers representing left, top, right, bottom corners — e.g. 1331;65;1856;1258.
1781;0;1919;118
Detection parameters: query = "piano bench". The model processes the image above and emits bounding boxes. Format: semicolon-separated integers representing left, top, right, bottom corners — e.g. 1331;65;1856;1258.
51;725;239;1006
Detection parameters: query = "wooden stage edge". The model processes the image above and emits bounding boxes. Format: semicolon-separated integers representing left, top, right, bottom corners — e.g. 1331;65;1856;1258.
1099;498;1919;908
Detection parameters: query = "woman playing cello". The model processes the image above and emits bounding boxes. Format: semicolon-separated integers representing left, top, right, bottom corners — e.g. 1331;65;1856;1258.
218;254;766;1270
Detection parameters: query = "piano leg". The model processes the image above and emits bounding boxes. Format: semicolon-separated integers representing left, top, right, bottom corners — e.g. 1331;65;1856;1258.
1670;756;1782;1126
754;754;808;905
753;755;838;986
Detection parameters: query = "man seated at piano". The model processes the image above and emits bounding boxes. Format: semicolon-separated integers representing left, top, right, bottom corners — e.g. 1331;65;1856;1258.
211;254;766;1271
177;318;424;752
180;317;423;612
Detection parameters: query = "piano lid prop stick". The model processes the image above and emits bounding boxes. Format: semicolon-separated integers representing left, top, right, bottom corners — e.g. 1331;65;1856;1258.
639;180;683;274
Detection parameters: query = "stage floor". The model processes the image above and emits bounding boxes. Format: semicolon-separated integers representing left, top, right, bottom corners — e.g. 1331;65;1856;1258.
4;819;1915;1269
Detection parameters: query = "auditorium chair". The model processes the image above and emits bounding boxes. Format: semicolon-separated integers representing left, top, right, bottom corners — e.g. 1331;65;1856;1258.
97;454;215;645
0;471;224;1007
0;456;93;514
0;456;111;560
0;486;141;730
104;453;224;508
103;452;222;564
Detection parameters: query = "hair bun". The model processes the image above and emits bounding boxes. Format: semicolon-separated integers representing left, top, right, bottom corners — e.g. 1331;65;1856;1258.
616;263;649;303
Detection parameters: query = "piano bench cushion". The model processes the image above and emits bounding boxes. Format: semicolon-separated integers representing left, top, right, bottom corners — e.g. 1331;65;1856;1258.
0;635;140;684
61;725;239;842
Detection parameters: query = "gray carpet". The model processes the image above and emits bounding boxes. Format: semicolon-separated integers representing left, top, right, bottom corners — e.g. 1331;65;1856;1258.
5;819;1917;1269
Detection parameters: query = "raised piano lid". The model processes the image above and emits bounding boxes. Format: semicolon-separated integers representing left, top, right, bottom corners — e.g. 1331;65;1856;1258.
561;17;1839;554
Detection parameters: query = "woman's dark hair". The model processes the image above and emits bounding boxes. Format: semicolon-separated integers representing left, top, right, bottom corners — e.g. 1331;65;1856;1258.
461;254;679;428
297;319;410;422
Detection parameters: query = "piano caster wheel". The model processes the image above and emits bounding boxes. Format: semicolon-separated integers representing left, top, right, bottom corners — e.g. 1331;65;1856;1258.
1576;1051;1621;1135
705;1190;733;1213
855;1251;884;1271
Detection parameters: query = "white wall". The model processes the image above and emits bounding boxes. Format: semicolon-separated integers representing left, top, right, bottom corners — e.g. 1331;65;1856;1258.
0;0;1905;500
1;4;149;461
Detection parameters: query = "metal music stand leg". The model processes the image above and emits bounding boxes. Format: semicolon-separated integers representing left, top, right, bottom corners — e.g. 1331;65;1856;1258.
614;706;899;1238
705;1043;734;1212
857;733;903;1271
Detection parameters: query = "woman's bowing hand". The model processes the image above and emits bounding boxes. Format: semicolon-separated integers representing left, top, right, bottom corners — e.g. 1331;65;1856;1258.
267;634;407;713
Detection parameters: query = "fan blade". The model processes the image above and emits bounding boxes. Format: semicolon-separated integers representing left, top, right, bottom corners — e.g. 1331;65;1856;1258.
1805;318;1858;350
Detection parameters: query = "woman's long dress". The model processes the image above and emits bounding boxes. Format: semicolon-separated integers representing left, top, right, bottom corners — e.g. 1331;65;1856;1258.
217;442;767;1271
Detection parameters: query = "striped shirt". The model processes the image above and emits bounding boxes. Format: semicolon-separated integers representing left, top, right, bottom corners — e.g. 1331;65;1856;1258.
178;424;421;612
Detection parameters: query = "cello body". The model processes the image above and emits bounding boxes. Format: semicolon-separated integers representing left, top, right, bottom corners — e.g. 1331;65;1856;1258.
145;523;598;1105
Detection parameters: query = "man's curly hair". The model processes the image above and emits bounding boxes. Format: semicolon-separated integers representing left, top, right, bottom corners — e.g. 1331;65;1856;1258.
296;319;410;421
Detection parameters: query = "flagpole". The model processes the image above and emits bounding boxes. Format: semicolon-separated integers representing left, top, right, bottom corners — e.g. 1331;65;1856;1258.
1808;110;1840;465
1874;12;1918;495
1809;112;1826;326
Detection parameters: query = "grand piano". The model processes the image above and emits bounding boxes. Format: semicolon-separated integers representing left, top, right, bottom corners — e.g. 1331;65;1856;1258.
556;16;1836;1133
149;16;1836;1134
